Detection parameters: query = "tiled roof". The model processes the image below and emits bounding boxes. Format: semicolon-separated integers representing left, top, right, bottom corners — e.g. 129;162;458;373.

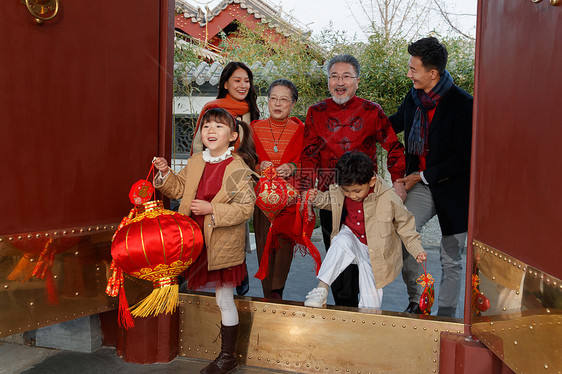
175;59;324;87
175;35;227;63
175;0;311;38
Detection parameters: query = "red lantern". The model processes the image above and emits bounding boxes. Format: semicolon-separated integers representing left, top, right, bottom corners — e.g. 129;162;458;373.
253;168;321;280
106;200;203;328
416;260;435;315
255;166;299;222
471;273;490;314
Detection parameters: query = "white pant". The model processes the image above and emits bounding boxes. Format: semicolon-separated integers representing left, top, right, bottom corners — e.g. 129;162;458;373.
215;287;238;326
318;225;383;308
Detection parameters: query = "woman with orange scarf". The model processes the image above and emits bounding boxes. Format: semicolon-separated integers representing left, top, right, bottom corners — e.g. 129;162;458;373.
252;79;305;300
191;61;260;155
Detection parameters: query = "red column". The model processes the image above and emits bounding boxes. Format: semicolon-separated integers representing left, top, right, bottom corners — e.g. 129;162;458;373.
115;312;179;364
440;332;514;374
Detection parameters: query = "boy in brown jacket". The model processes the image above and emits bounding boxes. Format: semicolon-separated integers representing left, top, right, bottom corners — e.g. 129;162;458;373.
304;152;426;309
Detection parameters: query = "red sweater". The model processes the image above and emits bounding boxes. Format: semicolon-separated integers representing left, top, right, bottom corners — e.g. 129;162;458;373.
301;96;406;191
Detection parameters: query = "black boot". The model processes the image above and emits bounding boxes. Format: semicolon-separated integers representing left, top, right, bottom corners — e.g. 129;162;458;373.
236;274;249;296
270;287;284;300
404;301;423;314
200;324;239;374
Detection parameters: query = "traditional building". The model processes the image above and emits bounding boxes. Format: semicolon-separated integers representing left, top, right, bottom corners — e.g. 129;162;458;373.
172;0;320;159
175;0;311;50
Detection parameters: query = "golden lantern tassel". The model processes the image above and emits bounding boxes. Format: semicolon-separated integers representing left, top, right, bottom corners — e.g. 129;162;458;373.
129;278;179;318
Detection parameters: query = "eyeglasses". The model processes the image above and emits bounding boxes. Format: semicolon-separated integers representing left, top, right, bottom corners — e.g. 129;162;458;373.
268;96;293;105
328;74;358;83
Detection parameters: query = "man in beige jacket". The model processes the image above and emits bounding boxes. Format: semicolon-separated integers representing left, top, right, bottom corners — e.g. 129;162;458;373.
304;152;426;309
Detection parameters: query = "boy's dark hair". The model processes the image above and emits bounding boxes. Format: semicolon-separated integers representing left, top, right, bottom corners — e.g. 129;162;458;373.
335;151;375;186
408;37;448;75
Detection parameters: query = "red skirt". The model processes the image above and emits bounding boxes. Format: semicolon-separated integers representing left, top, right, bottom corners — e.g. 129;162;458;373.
183;244;247;290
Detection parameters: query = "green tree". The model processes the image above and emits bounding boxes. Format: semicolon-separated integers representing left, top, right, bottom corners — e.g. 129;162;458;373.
173;23;475;177
217;22;328;119
356;33;412;115
442;36;475;95
358;33;475;116
173;33;201;97
353;33;475;178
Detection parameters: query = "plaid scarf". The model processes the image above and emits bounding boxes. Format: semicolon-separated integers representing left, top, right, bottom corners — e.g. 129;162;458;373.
408;70;454;156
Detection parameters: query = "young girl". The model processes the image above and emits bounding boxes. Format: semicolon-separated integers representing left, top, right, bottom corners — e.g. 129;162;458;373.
190;62;260;297
153;107;258;374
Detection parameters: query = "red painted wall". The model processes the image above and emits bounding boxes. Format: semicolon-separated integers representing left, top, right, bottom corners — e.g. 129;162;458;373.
0;1;174;234
470;0;562;278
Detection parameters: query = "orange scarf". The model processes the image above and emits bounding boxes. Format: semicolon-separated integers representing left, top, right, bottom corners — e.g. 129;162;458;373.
190;94;250;155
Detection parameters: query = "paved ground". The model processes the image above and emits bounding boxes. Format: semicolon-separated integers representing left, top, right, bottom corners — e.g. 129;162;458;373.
1;217;466;373
0;344;291;374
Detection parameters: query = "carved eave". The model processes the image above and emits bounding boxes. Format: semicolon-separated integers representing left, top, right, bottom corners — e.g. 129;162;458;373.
175;0;310;39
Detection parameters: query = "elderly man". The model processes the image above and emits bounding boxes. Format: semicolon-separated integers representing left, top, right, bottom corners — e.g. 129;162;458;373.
390;37;473;317
301;54;406;307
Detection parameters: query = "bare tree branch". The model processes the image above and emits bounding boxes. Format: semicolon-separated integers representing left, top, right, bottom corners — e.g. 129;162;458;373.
346;0;432;40
344;0;475;41
431;0;475;41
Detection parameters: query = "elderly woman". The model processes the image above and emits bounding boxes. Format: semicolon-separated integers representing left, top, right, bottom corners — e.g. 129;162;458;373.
251;79;304;299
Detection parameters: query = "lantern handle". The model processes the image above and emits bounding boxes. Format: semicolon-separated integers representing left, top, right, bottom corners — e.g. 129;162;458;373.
146;162;155;182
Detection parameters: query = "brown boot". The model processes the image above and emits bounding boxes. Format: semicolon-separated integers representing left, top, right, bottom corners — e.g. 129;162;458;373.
200;324;239;374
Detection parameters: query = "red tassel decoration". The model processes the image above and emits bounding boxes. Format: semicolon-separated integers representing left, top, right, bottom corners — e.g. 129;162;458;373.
32;239;59;305
254;225;278;280
9;237;78;305
112;207;136;241
106;261;134;329
45;269;59;305
296;191;321;274
118;282;134;329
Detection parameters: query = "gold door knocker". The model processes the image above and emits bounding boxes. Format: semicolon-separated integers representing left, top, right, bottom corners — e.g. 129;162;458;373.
531;0;561;5
24;0;59;24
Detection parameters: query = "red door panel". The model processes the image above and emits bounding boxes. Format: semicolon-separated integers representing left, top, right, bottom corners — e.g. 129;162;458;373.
0;0;173;234
471;0;562;278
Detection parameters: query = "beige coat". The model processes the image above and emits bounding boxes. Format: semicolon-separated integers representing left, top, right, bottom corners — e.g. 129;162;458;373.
313;176;424;288
155;153;256;271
